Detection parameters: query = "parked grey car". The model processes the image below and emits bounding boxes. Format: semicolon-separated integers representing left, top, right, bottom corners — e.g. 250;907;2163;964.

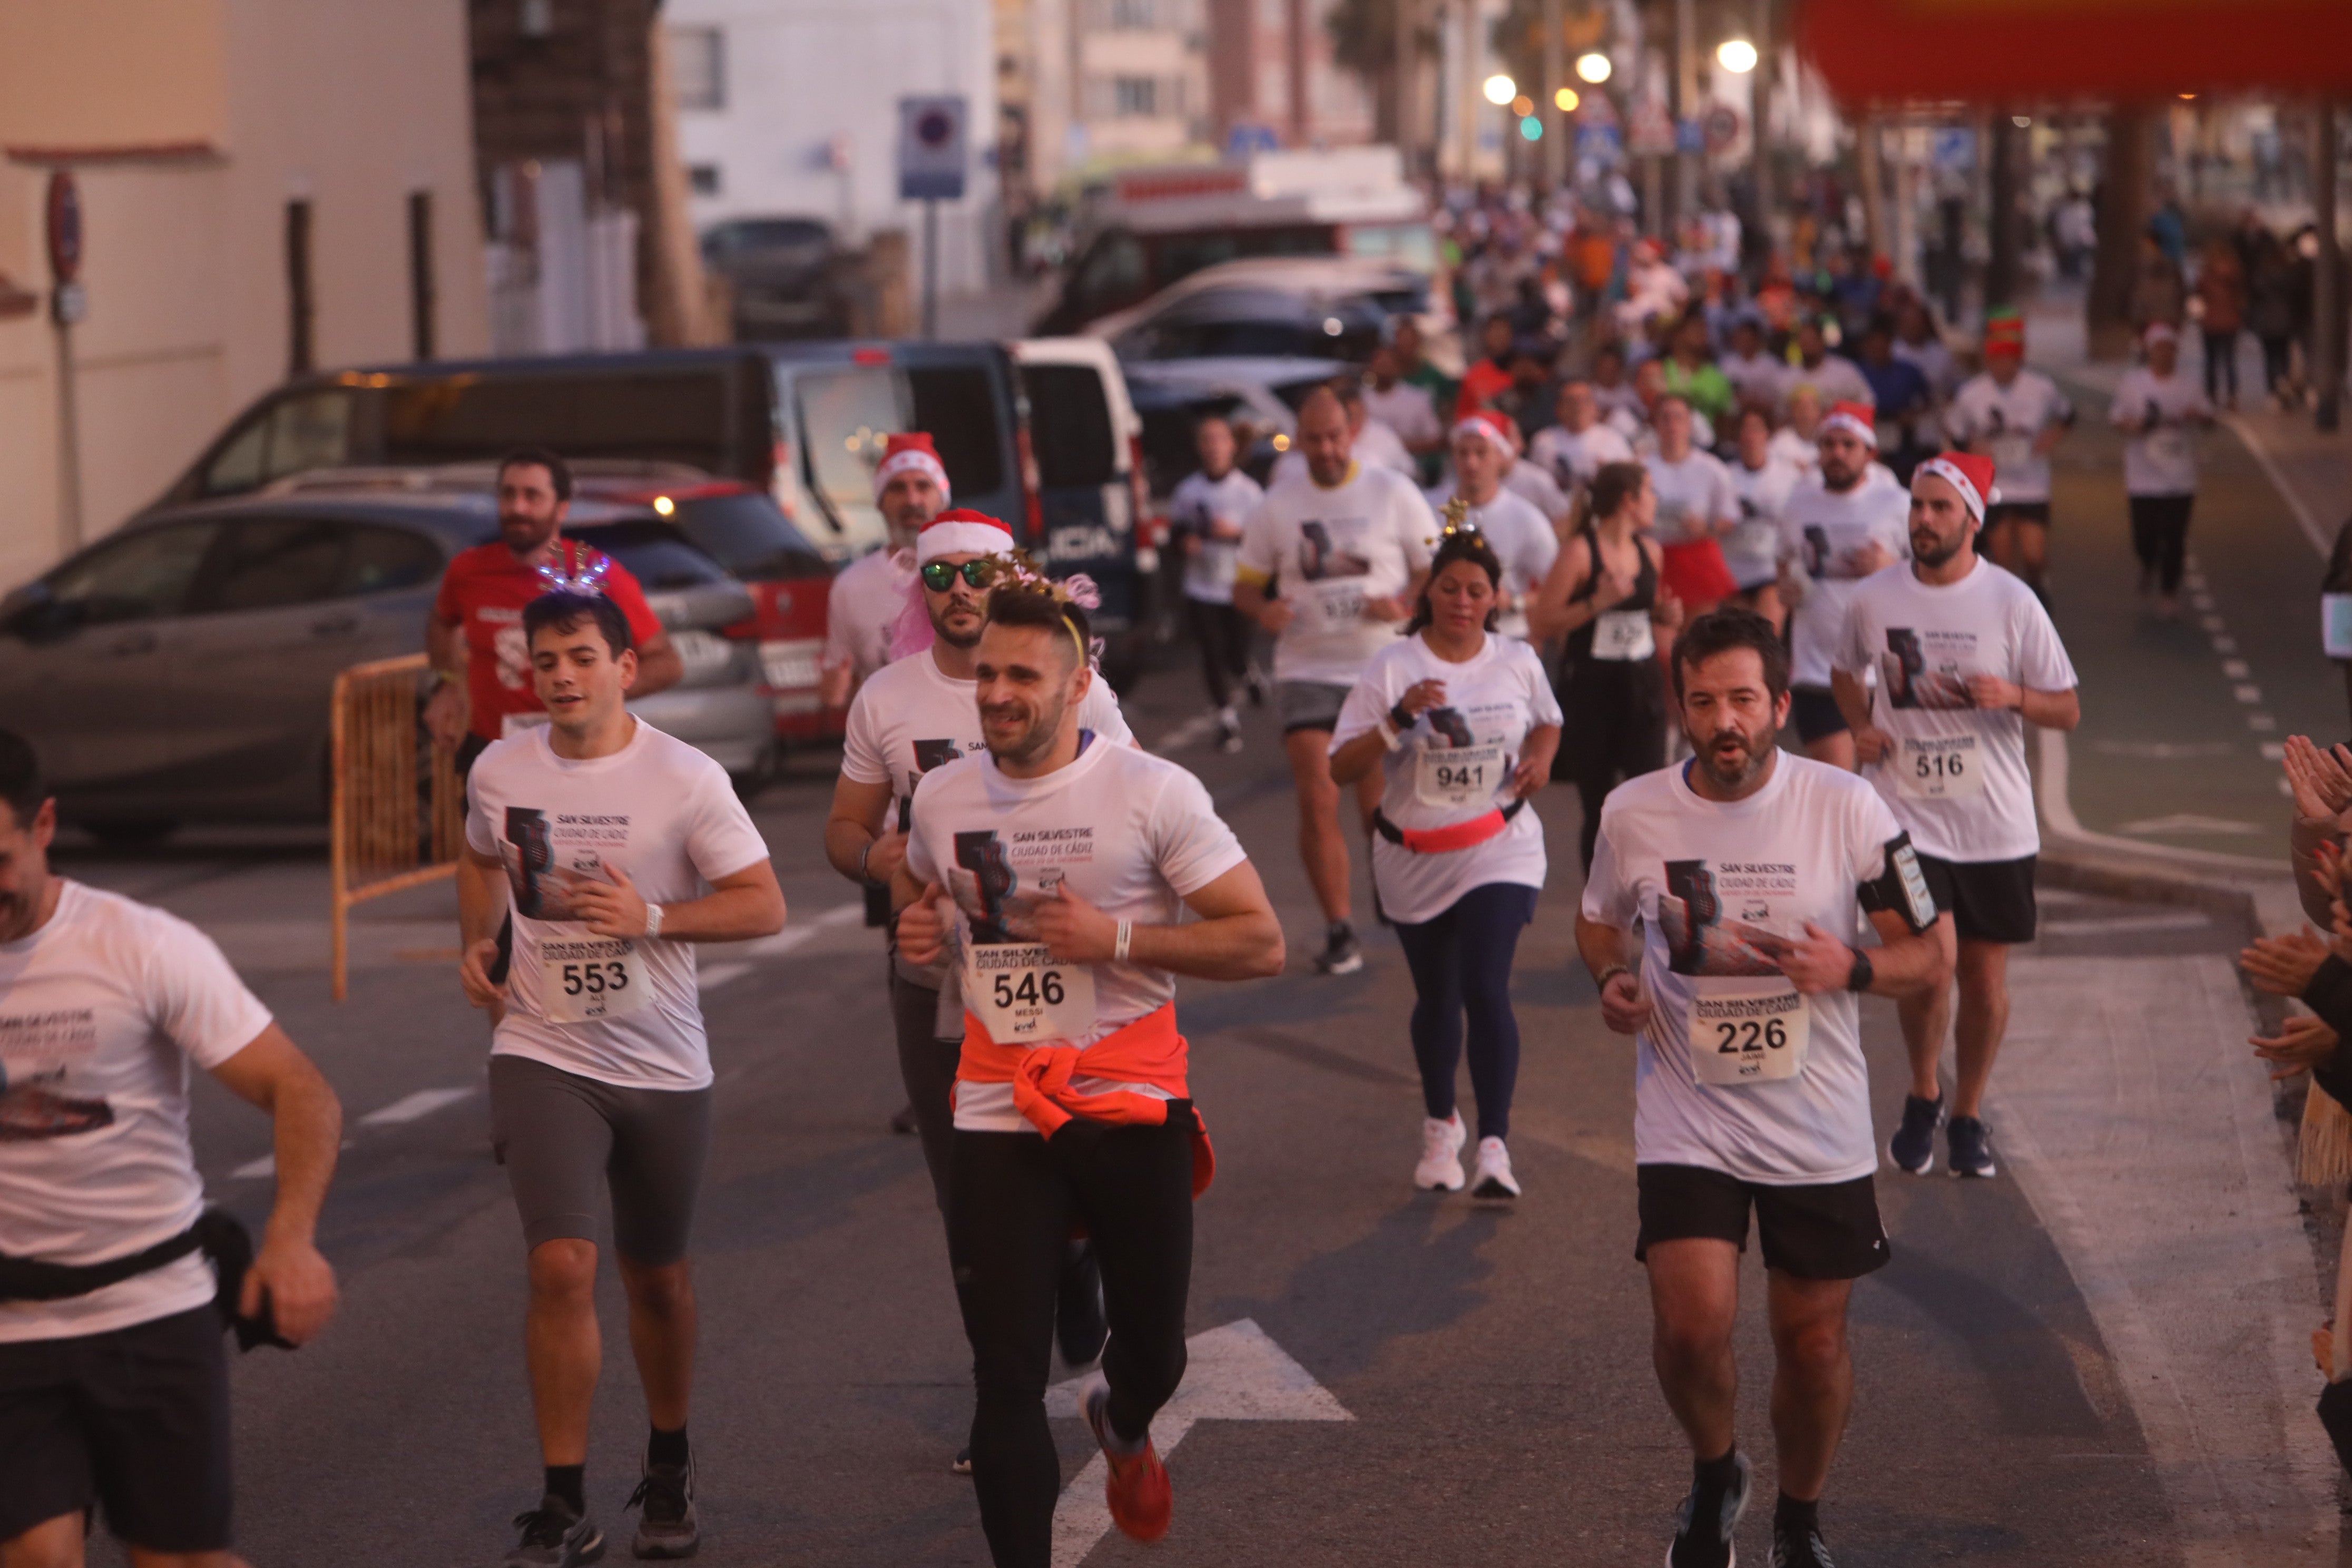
0;492;770;841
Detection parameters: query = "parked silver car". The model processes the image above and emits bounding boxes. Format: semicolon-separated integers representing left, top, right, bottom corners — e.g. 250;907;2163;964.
0;492;771;842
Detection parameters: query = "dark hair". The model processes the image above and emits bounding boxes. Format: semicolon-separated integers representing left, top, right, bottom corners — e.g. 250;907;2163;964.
984;583;1092;669
1734;402;1774;435
1404;530;1503;635
1192;411;1233;439
523;590;634;658
497;446;573;502
1590;460;1649;518
1671;607;1790;703
0;728;45;828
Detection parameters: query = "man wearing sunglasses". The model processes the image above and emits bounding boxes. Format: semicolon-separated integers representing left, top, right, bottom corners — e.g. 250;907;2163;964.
824;508;1134;1472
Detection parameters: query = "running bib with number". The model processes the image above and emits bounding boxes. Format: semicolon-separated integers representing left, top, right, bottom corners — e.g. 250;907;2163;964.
1414;741;1507;808
1591;609;1655;661
538;936;647;1025
1990;431;2035;474
2148;427;2190;465
1298;579;1367;630
963;942;1096;1044
1896;733;1984;800
1686;981;1810;1086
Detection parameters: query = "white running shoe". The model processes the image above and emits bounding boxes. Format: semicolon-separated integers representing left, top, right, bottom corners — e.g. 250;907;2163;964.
1414;1113;1466;1191
1471;1136;1520;1199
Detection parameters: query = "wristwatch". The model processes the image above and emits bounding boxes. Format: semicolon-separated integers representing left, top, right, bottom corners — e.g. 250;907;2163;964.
1844;947;1875;994
1389;700;1417;732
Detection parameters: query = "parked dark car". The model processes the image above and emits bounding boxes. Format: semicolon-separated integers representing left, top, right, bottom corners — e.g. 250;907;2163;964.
700;216;851;340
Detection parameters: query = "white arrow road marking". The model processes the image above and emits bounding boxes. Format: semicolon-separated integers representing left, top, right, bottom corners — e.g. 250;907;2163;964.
1041;1318;1350;1567
700;901;866;992
359;1086;476;1127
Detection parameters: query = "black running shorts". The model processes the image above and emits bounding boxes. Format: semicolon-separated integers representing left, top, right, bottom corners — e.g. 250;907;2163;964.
0;1305;232;1552
1985;501;2052;531
1788;685;1849;743
1914;852;2037;945
489;1054;713;1266
1634;1163;1890;1280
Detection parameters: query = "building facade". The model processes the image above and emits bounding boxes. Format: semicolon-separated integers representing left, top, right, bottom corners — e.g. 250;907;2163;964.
1202;0;1375;161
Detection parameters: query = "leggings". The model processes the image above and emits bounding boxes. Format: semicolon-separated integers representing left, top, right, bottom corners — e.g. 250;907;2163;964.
889;965;961;1214
949;1122;1196;1568
2261;334;2295;395
2202;327;2239;403
1185;596;1254;709
1560;668;1669;870
2129;493;2196;596
1390;881;1539;1142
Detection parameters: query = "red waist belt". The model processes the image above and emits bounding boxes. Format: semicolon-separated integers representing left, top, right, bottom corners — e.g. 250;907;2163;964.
958;1001;1214;1197
1373;799;1524;854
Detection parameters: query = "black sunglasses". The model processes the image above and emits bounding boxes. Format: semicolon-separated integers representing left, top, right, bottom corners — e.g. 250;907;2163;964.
920;559;993;592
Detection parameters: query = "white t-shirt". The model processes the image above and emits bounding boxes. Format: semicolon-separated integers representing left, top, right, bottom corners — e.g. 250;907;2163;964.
1645;450;1738;548
1424;483;1559;640
903;738;1248;1133
1363;381;1443;449
1271;419;1417;485
2110;367;2213;496
1834;557;2079;864
1581;757;1928;1185
1330;634;1562;925
1946;369;2073;504
1767;426;1821;477
822;546;916;682
1529;420;1636;491
1721;350;1786;409
465;721;772;1090
1779;466;1913;689
1781;355;1874;413
1237;462;1437;686
1723;456;1801;590
1169;468;1265;604
0;881;273;1342
1505;459;1573;524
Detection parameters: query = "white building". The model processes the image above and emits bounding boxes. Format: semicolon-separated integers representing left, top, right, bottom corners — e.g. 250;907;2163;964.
665;0;999;298
1015;0;1213;195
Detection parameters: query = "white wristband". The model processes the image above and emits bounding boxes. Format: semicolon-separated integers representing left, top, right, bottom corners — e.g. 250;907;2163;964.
1378;718;1404;751
1114;919;1132;963
643;903;664;940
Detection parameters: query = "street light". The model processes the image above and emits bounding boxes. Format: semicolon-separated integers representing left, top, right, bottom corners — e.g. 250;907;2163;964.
1511;94;1535;117
1716;38;1758;74
1575;52;1611;84
1483;73;1517;106
1521;116;1544;141
1554;85;1580;113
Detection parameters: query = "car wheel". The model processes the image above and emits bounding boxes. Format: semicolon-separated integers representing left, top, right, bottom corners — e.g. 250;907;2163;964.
81;817;180;849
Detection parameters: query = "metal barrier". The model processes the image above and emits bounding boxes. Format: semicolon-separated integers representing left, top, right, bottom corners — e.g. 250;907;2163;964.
330;653;465;1001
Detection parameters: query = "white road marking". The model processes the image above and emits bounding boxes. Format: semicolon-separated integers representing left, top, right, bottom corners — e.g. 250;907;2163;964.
2211;635;2238;654
2261;742;2287;760
699;901;867;991
2248;713;2277;731
2087;740;2235;759
2115;812;2262;837
1044;1319;1350;1567
2199;614;2227;633
1151;712;1222;754
2222;411;2335;556
2231;684;2263;704
359;1086;475;1127
232;1155;276;1181
2221;660;2251;679
2039;912;2214;936
2035;729;2280;874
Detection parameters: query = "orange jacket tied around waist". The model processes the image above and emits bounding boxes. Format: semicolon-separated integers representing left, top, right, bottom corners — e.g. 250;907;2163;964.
958;1001;1215;1197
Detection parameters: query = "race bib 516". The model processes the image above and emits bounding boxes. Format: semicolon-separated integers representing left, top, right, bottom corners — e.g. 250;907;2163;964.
1895;733;1984;800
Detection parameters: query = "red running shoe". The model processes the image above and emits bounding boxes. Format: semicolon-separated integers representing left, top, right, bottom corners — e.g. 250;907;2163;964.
1082;1380;1172;1542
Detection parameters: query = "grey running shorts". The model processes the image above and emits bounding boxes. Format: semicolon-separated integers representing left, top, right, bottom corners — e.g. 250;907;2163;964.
1276;679;1353;737
488;1054;713;1266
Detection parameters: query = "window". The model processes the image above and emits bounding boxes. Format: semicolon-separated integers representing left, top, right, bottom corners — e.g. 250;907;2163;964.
341;526;444;596
1021;366;1116;489
200;519;349;613
46;524;219;626
1110;0;1154;26
200;391;355;497
670;26;724;110
1113;77;1159;117
688;164;722;196
791;365;1006;537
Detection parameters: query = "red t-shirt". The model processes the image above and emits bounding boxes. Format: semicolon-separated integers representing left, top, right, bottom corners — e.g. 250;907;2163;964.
1455;358;1515;419
432;540;664;741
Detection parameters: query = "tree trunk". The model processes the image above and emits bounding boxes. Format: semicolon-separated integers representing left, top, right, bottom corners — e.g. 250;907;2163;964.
1986;110;2023;310
2087;105;2154;361
642;17;717;346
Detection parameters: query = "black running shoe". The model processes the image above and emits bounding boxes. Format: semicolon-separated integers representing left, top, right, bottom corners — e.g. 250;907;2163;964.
505;1496;605;1566
1887;1092;1942;1175
1771;1519;1836;1568
626;1459;698;1560
889;1102;918;1135
1948;1114;1997;1178
1056;1240;1108;1367
1314;923;1364;976
1667;1451;1750;1568
952;1446;973;1476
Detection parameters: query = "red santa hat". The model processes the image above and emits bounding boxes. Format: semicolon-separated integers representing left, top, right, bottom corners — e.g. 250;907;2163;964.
1914;450;2001;524
873;432;951;505
914;507;1016;566
1819;399;1879;447
1452;410;1517;460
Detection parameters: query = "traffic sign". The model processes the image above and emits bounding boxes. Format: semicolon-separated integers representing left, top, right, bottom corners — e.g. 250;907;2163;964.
1225;122;1280;158
45;171;81;285
1675;116;1705;154
1932;127;1976;172
1703;103;1742;153
897;95;968;202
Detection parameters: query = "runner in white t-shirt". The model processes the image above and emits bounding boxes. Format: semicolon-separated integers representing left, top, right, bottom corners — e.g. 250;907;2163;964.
1943;311;2073;604
1528;377;1637;496
1575;610;1951;1568
1424;413;1560;642
0;731;342;1568
1832;452;2081;1181
1775;403;1910;770
893;580;1283;1565
820;432;949;708
1270;381;1417;483
1236;387;1437;977
1724;405;1800;631
1645;396;1740;620
458;586;786;1566
1767;384;1826;478
1329;530;1561;1198
2108;324;2217;619
1167;416;1266;751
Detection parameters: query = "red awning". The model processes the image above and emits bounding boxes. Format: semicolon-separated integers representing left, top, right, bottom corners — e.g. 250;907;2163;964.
1797;0;2352;103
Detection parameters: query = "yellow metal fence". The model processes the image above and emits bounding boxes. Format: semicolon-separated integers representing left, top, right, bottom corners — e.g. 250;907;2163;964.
330;653;464;1001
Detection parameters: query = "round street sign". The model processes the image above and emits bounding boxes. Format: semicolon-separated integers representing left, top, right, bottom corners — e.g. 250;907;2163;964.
917;107;954;149
1704;104;1743;153
46;172;82;285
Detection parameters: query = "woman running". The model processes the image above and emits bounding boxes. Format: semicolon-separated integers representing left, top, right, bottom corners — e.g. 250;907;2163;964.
1528;460;1681;870
1331;529;1561;1199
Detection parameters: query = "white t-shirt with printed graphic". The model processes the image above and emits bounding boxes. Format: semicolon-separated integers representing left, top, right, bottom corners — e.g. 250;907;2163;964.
465;721;772;1091
1237;462;1437;686
1169;467;1266;604
1422;483;1559;641
1778;465;1913;689
2109;367;2213;496
903;738;1248;1133
1530;420;1636;491
1645;450;1739;548
1581;757;1928;1185
0;881;273;1342
1946;369;2073;505
1723;455;1802;591
1330;634;1563;925
1834;557;2079;864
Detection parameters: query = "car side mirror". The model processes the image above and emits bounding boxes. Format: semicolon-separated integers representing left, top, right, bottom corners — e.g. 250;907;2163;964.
3;584;79;643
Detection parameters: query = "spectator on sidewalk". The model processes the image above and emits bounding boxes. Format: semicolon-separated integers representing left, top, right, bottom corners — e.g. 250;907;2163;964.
2249;230;2301;407
2129;231;2187;336
2194;239;2248;410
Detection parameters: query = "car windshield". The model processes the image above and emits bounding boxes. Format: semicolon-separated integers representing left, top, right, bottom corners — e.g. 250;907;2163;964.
672;492;829;581
790;363;1005;535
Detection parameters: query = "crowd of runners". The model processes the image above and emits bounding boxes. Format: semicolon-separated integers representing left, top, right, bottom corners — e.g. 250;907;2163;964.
43;224;2305;1568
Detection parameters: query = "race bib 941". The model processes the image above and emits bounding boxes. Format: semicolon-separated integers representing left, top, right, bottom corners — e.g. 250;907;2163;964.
963;941;1096;1044
1687;980;1810;1087
538;936;647;1025
1414;741;1506;808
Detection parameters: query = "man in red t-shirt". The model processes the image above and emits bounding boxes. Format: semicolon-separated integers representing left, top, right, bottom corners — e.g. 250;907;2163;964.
423;448;681;774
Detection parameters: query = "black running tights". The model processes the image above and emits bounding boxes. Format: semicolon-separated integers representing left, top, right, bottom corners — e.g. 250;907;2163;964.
1185;596;1254;710
1391;881;1538;1141
949;1122;1195;1568
2129;493;2196;596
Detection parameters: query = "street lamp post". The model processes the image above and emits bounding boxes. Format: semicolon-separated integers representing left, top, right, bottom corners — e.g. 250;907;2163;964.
1542;0;1564;189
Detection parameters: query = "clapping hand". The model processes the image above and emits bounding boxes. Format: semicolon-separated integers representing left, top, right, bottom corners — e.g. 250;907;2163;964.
2284;735;2352;822
2251;1013;2340;1081
2240;926;2331;997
